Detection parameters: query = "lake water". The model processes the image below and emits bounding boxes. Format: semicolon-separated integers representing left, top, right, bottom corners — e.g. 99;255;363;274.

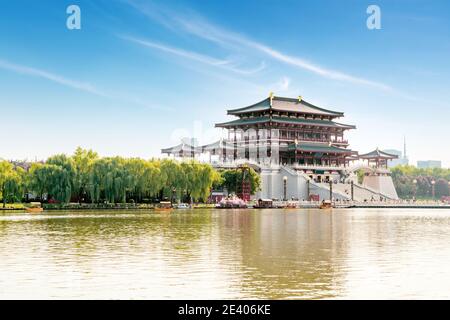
1;208;450;299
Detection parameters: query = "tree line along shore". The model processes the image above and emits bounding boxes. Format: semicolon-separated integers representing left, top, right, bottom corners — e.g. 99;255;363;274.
0;147;260;209
390;166;450;200
1;148;449;209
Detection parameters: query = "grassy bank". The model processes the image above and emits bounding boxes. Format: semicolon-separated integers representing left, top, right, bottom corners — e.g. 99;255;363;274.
0;203;156;211
0;203;217;211
42;203;156;210
0;203;25;210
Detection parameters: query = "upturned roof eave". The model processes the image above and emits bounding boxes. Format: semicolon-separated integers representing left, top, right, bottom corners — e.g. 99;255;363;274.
226;96;344;117
359;149;399;159
161;143;198;154
227;97;270;115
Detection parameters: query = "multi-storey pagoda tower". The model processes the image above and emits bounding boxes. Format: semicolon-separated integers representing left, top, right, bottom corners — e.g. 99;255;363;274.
215;94;357;167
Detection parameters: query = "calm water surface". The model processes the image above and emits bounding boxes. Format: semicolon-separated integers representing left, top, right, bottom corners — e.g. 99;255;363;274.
1;208;450;299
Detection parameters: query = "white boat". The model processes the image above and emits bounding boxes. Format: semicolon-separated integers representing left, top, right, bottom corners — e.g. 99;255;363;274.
175;203;191;209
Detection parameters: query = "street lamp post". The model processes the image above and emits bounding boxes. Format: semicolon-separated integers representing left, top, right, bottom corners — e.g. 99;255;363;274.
351;180;354;201
431;180;436;200
306;179;310;201
329;180;333;202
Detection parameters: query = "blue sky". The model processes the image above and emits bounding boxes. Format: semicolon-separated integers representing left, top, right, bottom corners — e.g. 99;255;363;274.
0;0;449;167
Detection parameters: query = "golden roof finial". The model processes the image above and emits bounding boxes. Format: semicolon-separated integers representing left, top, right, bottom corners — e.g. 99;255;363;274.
269;91;274;99
298;95;302;102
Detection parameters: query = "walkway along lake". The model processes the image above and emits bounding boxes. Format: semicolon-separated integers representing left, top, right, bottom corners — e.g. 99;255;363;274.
1;208;450;299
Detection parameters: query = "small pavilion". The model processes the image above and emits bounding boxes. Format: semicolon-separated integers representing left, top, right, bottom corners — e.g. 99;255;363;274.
359;148;398;168
161;142;200;159
200;139;241;163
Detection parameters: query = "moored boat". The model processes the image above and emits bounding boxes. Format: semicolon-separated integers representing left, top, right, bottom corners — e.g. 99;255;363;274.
284;200;299;209
175;203;191;209
253;198;273;209
154;201;173;212
320;200;333;209
26;202;44;213
216;196;248;209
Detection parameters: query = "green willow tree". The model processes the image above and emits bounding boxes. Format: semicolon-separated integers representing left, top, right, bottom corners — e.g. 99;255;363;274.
142;160;164;199
180;161;222;202
0;161;24;207
72;147;98;203
46;154;75;203
28;162;72;202
28;163;51;200
88;157;131;204
160;159;184;201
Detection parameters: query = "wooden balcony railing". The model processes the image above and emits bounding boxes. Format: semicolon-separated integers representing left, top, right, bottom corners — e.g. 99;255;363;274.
227;137;349;144
278;136;349;144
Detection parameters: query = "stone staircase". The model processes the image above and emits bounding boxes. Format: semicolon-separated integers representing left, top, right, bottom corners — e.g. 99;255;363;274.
314;181;396;202
310;182;351;201
295;171;395;202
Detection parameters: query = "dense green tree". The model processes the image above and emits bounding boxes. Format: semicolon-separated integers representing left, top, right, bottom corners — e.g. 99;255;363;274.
217;166;261;196
0;161;24;207
28;162;71;202
142;160;164;199
88;157;132;204
46;154;75;202
160;159;184;201
28;163;52;201
88;158;109;203
72;147;98;203
391;165;450;199
180;161;222;202
435;178;450;198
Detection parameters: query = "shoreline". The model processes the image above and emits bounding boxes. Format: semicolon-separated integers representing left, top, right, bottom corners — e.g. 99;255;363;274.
350;204;450;209
2;204;450;211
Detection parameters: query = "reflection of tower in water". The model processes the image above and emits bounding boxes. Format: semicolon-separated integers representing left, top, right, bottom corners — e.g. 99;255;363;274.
218;210;349;299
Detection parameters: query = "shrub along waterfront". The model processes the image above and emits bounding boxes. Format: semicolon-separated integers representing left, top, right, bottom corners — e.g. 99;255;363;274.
0;147;261;208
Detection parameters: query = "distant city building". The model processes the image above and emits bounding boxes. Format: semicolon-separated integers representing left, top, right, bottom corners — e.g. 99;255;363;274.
383;149;409;167
417;160;442;169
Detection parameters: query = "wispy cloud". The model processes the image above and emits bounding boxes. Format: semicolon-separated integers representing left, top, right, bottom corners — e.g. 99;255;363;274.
128;1;392;91
120;35;265;75
250;44;392;91
121;35;228;66
0;58;171;111
0;59;107;96
174;18;393;91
